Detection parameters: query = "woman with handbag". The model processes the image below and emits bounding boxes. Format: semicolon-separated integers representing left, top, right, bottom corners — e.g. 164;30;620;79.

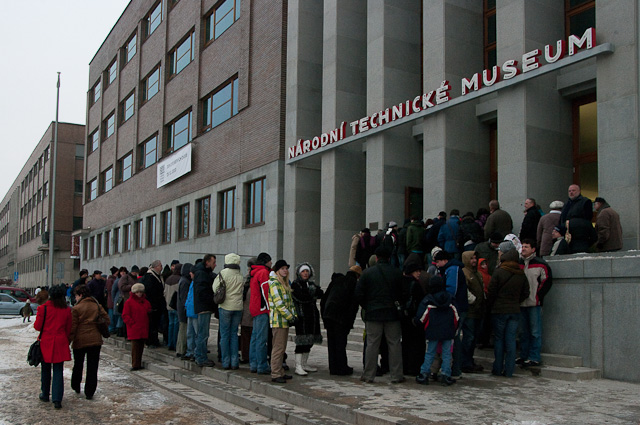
69;284;110;400
34;284;72;409
213;253;245;370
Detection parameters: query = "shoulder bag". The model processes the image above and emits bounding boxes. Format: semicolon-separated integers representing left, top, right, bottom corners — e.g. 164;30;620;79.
93;297;111;338
27;306;46;367
213;273;227;304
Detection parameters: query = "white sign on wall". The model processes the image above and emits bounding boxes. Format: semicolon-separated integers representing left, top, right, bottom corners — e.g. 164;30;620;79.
157;143;192;188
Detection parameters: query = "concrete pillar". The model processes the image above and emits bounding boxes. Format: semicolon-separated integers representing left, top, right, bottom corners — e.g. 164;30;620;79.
422;1;489;218
284;0;323;266
319;0;367;279
496;0;572;232
366;0;422;228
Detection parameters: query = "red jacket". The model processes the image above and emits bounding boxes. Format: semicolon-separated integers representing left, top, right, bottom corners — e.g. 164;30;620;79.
122;293;151;340
249;265;271;317
34;301;72;364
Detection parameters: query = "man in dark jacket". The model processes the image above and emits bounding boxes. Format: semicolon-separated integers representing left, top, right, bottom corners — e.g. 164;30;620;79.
594;197;623;252
192;254;217;366
484;200;513;240
520;198;542;241
354;246;404;384
142;260;166;348
87;270;106;308
461;251;485;373
70;269;89;305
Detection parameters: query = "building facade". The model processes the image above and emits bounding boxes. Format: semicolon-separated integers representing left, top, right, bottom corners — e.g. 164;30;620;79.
0;122;85;289
80;0;287;271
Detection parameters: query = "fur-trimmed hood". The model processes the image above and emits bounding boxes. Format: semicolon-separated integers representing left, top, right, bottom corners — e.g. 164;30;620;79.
294;262;315;281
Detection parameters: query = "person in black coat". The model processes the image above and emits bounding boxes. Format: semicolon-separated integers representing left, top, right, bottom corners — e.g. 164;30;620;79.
520;198;542;241
321;266;361;375
141;260;166;347
291;262;323;375
176;263;193;357
400;254;430;376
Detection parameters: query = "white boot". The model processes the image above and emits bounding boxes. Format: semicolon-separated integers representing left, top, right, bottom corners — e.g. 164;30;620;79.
294;353;307;376
302;352;317;372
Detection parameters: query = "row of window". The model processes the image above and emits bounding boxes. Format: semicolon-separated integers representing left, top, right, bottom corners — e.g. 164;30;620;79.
16;253;46;275
19;218;46;246
20;182;48;219
83;177;264;260
90;0;240;106
20;147;49;194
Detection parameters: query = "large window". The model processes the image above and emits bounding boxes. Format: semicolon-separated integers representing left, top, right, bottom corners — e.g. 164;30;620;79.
145;2;163;37
219;188;235;231
134;219;143;249
169;32;194;76
113;227;120;253
161;209;172;244
205;0;241;43
147;215;156;246
139;135;157;169
167;110;192;152
120;92;135;123
142;66;161;102
196;196;211;236
484;0;497;70
123;224;131;252
102;167;113;193
124;32;137;64
103;112;115;140
177;203;189;240
202;78;239;131
96;234;102;258
118;152;133;182
89;129;99;152
566;0;595;38
246;178;265;226
88;179;97;201
104;230;111;256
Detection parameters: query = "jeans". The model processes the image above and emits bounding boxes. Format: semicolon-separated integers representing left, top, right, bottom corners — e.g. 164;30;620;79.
420;339;453;377
492;313;520;377
108;308;115;333
520;306;542;362
461;316;482;368
249;314;270;373
219;308;242;368
41;362;64;403
195;312;212;364
72;345;101;398
186;317;199;357
451;312;466;376
167;310;179;350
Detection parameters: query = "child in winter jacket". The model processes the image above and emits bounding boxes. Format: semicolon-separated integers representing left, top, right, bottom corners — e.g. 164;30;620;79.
414;276;459;386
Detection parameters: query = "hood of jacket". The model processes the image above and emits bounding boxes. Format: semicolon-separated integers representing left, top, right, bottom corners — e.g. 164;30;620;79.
181;263;193;279
499;249;524;274
427;290;453;308
251;264;270;277
294;262;315;280
462;251;476;269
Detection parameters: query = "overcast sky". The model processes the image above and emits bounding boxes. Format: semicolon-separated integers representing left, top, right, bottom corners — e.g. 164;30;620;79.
0;0;130;199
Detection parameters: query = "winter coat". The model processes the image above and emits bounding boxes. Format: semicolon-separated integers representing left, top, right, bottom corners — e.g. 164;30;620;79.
356;234;377;268
87;277;106;308
164;264;181;311
118;273;137;301
249;264;271;317
474;241;500;275
321;271;359;329
406;221;426;253
520;254;553;307
520;206;542;241
567;217;597;253
397;222;409;257
354;260;403;322
349;234;360;267
34;301;72;364
105;274;117;309
550;237;570;256
122;293;152;340
536;211;561;256
268;274;296;328
291;263;323;346
487;250;529;314
112;277;122;312
213;264;244;311
70;297;109;349
192;262;215;314
438;258;469;313
142;269;166;312
560;194;593;223
596;204;623;252
457;216;484;249
415;290;459;341
484;209;513;240
438;216;461;254
241;278;253;327
462;251;485;319
177;263;193;323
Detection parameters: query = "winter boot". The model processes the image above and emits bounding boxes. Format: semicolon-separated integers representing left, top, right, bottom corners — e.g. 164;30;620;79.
294;353;308;376
302;352;317;372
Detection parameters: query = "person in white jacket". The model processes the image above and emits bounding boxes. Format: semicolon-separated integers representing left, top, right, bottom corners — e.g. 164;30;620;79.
213;253;245;369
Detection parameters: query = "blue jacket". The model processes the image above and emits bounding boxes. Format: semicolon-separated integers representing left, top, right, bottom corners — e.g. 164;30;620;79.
438;259;469;313
438;216;460;254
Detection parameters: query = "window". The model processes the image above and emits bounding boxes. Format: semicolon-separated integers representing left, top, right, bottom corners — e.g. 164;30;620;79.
120;92;135;123
74;180;83;194
196;196;211;236
73;216;83;231
96;234;102;258
91;80;101;104
103;112;115;140
104;230;111;256
43;182;49;198
145;2;163;37
113;227;120;253
169;31;194;76
75;144;84;159
134;219;143;249
484;0;496;70
88;179;97;201
107;59;117;86
572;95;598;201
102;167;113;193
246;178;265;226
167;110;192;152
219;188;235;231
124;32;137;64
142;66;161;102
118;152;133;182
42;217;47;232
177;203;189;240
139;135;157;169
147;215;156;246
89;236;95;259
205;0;241;43
123;224;131;251
161;209;171;244
566;0;595;38
202;78;239;131
44;147;50;162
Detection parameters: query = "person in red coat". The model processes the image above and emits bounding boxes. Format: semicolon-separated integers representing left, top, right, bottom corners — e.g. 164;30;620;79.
122;283;151;370
34;284;72;409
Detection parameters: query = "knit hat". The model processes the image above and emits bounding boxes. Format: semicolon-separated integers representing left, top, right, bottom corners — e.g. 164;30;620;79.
93;270;102;276
349;265;362;276
257;252;272;265
224;253;241;265
388;221;398;228
298;265;311;274
431;246;443;258
131;283;145;293
549;200;564;210
272;259;290;271
429;275;445;294
498;241;515;253
433;250;450;261
110;266;119;275
594;197;606;204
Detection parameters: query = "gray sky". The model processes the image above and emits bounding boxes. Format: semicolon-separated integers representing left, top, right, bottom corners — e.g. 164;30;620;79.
0;0;130;199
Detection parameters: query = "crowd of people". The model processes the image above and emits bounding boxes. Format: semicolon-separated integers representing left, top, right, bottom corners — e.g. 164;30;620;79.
29;184;624;407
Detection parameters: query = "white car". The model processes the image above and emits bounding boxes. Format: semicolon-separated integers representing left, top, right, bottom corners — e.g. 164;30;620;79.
0;293;37;315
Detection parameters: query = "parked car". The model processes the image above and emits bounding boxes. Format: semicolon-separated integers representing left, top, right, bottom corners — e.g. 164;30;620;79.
0;293;37;315
0;286;35;303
